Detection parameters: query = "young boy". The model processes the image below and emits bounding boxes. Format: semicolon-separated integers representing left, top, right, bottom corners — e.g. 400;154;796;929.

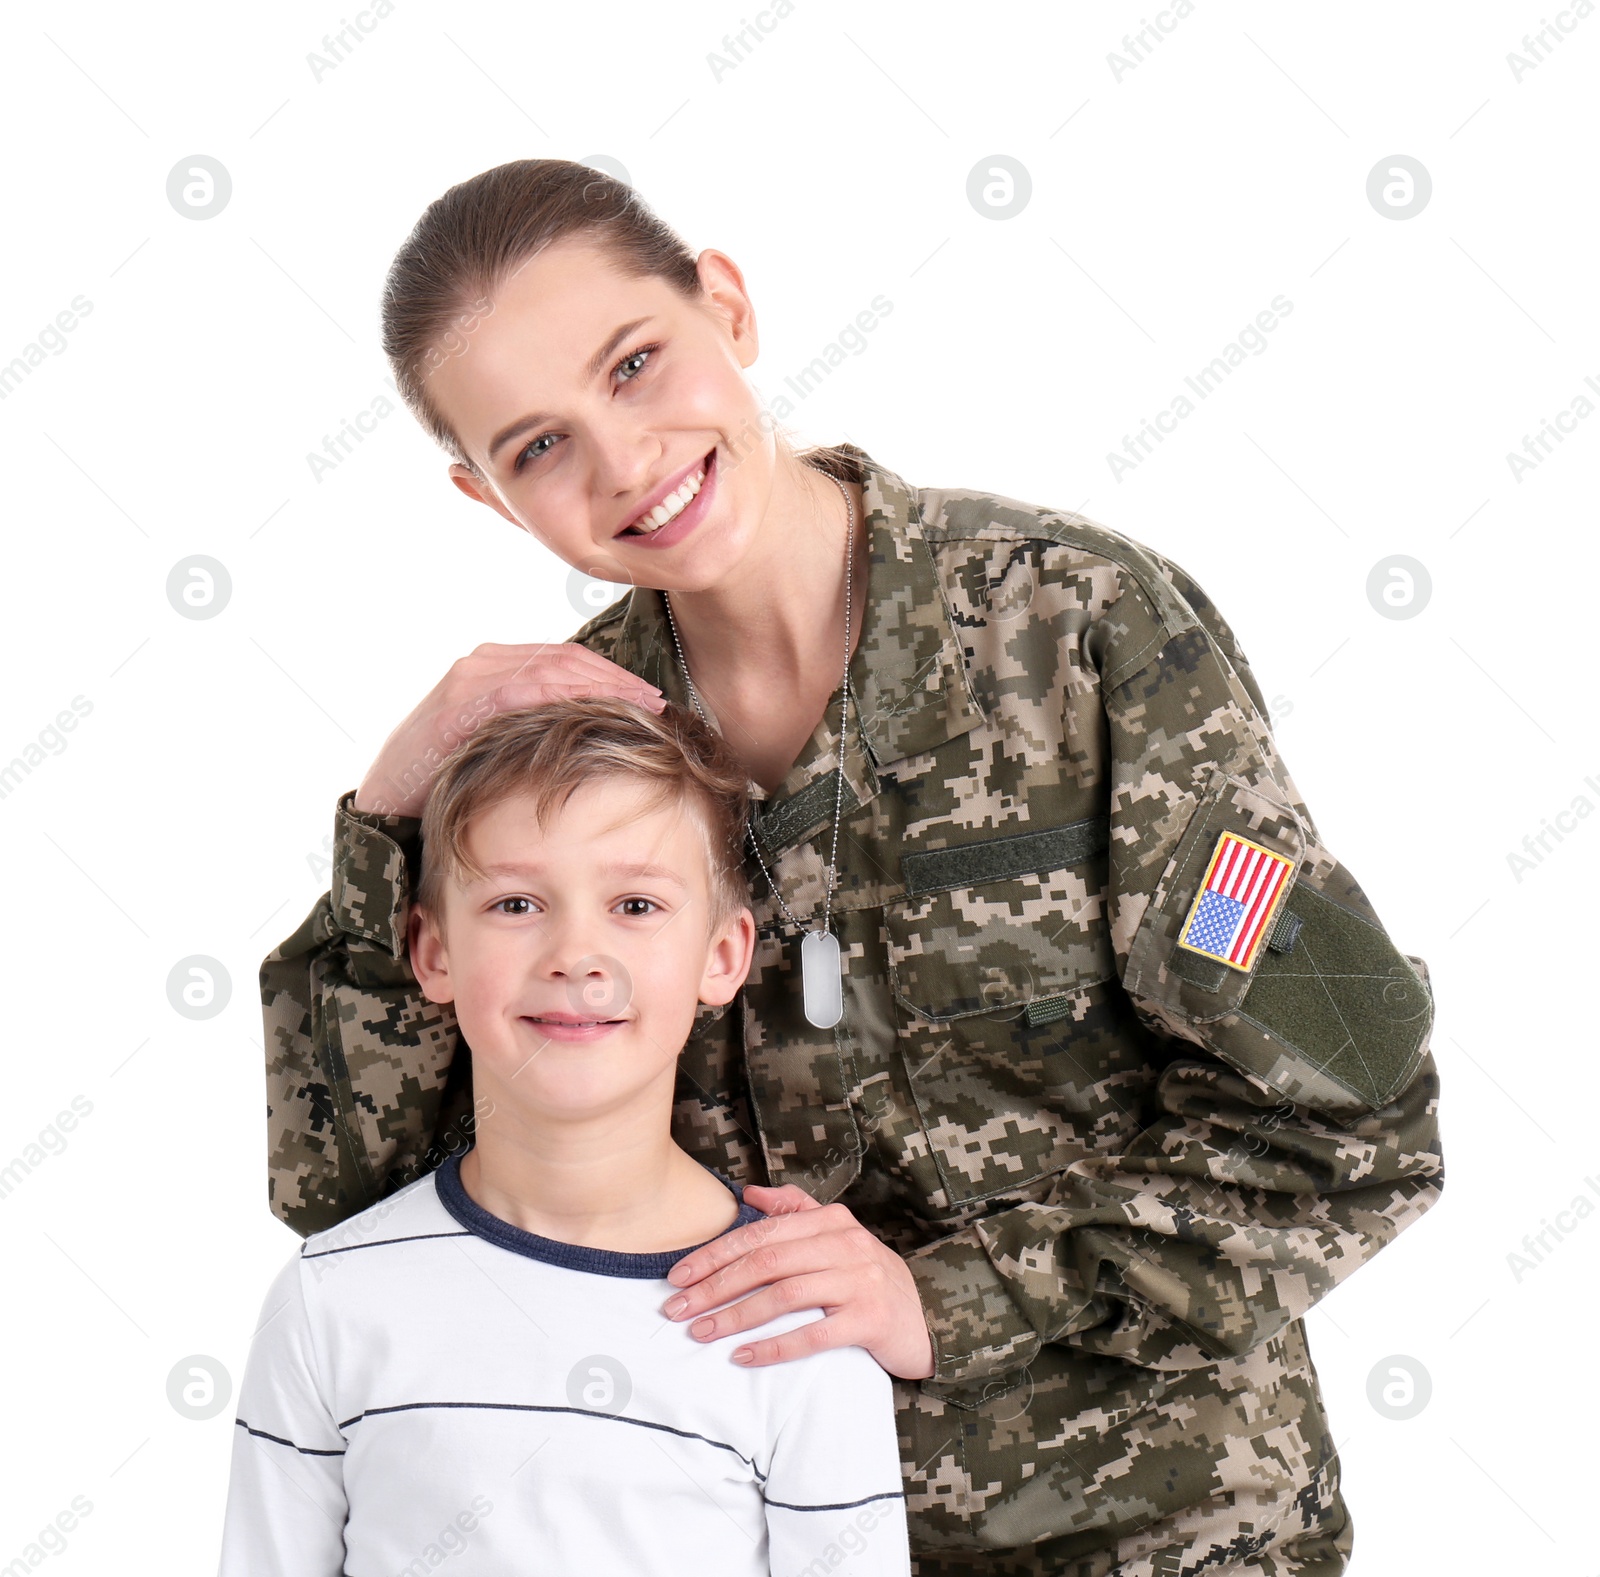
220;699;912;1575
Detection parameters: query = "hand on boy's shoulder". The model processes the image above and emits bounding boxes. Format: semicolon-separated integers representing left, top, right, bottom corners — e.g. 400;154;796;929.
661;1183;936;1381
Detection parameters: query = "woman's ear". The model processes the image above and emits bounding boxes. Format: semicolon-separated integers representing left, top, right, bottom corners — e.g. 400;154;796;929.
447;463;525;533
408;903;457;1005
698;905;756;1008
694;248;759;368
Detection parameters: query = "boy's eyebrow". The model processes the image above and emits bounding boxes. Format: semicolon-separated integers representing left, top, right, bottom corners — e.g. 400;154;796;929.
602;861;687;887
486;316;655;463
472;859;688;888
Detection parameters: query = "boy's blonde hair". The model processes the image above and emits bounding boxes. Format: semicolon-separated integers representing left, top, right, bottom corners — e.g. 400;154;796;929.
414;697;752;940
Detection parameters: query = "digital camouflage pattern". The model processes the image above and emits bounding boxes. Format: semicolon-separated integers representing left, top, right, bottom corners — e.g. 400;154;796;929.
262;443;1443;1574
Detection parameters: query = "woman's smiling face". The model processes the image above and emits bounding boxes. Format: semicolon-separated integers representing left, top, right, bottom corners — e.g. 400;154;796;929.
425;237;780;593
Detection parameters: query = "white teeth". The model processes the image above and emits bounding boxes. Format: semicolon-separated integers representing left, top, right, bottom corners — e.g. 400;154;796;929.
632;463;706;534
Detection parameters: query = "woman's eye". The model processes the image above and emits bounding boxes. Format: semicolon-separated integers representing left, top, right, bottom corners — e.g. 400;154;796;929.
511;343;659;473
617;897;658;918
514;433;556;473
616;343;659;383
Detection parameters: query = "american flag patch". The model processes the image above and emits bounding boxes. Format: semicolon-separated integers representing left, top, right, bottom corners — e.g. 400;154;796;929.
1175;831;1295;973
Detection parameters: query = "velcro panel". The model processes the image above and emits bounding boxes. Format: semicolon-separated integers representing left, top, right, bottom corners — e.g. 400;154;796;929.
1239;881;1433;1112
901;816;1108;897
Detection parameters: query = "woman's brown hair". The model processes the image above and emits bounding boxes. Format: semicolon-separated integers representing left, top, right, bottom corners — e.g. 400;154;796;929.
380;156;859;487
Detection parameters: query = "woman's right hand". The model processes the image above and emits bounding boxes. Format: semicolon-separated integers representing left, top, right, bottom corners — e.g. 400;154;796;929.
350;642;667;817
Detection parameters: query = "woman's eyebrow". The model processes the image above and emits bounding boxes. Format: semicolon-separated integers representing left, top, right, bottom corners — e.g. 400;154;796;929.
486;316;655;463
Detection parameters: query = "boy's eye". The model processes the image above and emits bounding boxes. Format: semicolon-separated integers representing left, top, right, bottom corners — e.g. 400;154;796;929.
493;897;535;916
617;897;658;917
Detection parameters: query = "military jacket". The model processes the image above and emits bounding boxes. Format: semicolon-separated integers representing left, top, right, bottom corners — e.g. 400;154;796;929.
262;443;1443;1572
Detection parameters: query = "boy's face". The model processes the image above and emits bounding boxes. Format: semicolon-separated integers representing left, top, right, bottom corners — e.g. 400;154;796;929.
409;777;753;1124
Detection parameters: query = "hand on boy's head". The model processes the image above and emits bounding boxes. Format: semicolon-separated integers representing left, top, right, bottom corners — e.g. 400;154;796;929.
659;1186;936;1382
352;643;666;817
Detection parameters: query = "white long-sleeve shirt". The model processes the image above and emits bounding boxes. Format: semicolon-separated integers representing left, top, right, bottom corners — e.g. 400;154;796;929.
219;1151;911;1576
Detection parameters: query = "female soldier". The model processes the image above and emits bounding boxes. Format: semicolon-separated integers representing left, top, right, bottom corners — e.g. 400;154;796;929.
261;159;1442;1575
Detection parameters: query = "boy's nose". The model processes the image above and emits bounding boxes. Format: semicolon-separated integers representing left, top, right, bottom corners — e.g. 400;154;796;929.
551;951;635;1021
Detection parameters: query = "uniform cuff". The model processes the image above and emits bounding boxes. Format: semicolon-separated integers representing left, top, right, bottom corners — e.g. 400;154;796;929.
330;789;420;957
903;1226;1043;1386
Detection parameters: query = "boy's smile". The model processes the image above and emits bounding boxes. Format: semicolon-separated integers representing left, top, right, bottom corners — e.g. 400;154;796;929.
521;1013;627;1041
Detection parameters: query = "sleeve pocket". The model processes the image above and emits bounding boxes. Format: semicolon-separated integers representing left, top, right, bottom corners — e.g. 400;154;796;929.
1122;767;1306;1022
1122;767;1432;1119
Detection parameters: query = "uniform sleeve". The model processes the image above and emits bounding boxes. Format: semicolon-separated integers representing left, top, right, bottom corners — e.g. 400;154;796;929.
262;790;472;1237
763;1341;912;1577
901;557;1445;1385
219;1255;347;1575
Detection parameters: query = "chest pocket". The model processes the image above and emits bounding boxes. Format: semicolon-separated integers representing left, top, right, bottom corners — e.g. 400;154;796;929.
883;817;1126;1207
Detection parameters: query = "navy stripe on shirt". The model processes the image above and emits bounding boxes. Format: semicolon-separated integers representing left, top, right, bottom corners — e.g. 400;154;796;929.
337;1398;768;1479
301;1231;472;1260
763;1491;909;1512
234;1419;346;1456
433;1149;765;1280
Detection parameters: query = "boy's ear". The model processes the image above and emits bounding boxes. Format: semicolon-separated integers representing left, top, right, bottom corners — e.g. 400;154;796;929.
408;902;457;1004
699;905;756;1008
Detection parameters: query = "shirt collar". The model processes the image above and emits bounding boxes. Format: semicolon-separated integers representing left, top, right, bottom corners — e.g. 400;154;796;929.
434;1149;763;1280
603;442;987;793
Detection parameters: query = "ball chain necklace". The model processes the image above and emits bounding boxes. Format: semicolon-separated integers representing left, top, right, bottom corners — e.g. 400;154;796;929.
661;468;856;1030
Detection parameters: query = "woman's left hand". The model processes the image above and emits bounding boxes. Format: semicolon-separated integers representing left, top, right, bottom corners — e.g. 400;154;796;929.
659;1183;936;1379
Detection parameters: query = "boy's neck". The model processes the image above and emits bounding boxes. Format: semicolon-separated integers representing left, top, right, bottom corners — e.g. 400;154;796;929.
456;1105;740;1254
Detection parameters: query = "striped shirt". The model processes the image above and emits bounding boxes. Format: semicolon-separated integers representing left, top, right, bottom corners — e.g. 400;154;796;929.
219;1151;911;1575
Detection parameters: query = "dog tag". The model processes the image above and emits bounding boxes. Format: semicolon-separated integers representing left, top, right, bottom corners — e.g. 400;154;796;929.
800;928;843;1029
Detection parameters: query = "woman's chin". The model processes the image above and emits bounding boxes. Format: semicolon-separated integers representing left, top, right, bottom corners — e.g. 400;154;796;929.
658;515;761;595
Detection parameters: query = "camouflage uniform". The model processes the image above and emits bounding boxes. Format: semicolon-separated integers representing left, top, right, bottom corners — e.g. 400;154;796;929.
262;443;1443;1575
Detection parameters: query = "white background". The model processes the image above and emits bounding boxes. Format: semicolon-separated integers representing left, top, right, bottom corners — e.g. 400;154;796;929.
1;1;1595;1570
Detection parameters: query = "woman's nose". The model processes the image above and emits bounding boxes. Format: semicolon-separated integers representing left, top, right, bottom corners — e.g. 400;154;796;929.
590;429;660;497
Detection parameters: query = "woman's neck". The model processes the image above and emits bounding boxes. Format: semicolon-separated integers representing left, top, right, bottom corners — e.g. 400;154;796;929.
666;456;868;789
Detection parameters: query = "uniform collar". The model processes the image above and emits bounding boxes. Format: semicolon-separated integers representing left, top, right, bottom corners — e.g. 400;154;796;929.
603;442;987;801
839;442;990;769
